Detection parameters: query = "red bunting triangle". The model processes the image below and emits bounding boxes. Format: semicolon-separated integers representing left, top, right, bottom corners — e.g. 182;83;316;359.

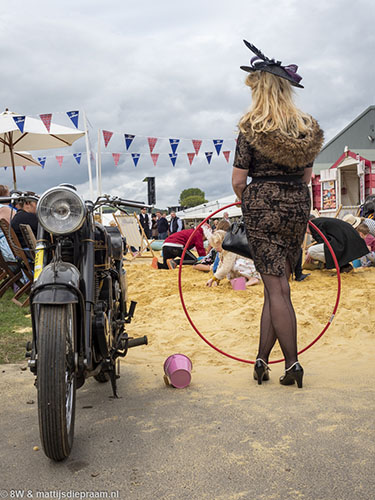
148;137;158;153
112;153;121;166
192;139;202;155
151;153;159;166
56;155;64;167
40;113;52;132
223;151;231;163
187;152;195;165
102;130;113;148
22;166;26;171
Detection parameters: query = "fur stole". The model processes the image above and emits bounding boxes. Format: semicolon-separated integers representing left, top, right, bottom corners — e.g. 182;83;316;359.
242;117;324;167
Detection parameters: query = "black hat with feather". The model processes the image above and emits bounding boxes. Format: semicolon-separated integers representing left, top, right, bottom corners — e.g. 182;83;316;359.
240;40;304;88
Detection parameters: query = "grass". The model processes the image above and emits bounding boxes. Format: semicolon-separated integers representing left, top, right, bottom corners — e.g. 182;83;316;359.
0;290;32;364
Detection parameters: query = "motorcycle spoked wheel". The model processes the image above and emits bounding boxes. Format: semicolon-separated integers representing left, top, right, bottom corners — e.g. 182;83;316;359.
37;304;76;461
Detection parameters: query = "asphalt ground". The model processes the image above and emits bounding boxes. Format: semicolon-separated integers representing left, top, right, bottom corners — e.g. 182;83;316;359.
1;355;374;500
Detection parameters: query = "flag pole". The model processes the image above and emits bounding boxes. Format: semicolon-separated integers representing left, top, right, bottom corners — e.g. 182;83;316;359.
82;110;94;200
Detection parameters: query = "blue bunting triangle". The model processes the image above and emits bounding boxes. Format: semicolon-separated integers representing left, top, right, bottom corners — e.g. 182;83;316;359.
169;138;180;155
66;111;79;129
13;116;26;133
131;153;140;167
38;157;47;169
125;134;135;150
169;153;178;166
205;152;213;164
213;139;223;155
73;153;82;164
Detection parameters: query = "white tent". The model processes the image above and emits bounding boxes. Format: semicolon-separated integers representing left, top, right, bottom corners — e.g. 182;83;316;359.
176;195;241;221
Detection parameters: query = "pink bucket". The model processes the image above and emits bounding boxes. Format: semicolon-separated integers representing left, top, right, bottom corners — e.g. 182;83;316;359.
163;354;192;388
231;277;247;290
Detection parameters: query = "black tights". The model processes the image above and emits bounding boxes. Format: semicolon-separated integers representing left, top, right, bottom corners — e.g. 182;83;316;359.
257;260;298;369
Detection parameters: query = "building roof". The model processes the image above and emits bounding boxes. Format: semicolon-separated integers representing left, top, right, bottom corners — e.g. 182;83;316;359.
314;105;375;174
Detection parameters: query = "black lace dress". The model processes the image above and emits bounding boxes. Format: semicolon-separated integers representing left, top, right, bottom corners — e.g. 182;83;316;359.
233;131;312;276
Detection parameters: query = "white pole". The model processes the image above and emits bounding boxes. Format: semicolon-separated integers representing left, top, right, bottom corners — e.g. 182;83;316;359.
97;129;102;197
82;110;94;200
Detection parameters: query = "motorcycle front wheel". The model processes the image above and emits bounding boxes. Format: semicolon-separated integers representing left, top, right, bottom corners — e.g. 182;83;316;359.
37;304;76;461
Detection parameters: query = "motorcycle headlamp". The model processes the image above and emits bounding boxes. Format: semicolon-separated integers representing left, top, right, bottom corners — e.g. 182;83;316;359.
37;186;86;235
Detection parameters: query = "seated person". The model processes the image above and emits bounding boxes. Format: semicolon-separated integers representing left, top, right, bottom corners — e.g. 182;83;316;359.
356;223;375;266
206;230;260;287
306;216;369;273
193;219;231;272
343;213;375;237
0;184;17;262
151;226;206;269
10;194;38;249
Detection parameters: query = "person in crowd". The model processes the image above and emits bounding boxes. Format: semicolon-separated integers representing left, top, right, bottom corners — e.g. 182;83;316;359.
138;207;151;238
151;227;206;269
231;40;325;388
306;216;369;272
193;219;231;272
356;222;375;266
343;213;375;237
0;184;17;262
156;211;169;240
151;213;158;240
222;212;230;223
206;230;260;287
169;211;184;234
10;191;38;249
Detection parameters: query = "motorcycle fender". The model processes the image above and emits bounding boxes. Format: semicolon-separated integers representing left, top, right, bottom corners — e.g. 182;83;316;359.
31;262;81;304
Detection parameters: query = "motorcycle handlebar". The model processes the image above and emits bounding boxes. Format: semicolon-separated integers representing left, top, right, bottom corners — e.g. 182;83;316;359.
0;193;39;205
96;195;152;210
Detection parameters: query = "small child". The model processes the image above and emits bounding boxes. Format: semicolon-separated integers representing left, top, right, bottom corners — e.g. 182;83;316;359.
357;223;375;266
206;230;260;287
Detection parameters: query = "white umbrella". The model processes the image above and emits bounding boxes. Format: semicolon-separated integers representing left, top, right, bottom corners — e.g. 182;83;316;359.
0;150;42;169
0;109;85;189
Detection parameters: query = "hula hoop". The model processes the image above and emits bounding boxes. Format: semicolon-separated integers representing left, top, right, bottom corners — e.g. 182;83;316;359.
177;202;341;365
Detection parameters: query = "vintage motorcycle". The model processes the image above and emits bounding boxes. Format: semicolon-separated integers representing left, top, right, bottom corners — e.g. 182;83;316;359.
3;186;148;461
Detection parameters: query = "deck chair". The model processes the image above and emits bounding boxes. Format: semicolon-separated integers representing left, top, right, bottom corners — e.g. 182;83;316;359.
0;251;25;299
113;213;155;259
19;224;37;258
0;219;33;307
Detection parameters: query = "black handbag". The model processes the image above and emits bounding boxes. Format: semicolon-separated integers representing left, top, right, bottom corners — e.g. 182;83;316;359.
222;220;253;259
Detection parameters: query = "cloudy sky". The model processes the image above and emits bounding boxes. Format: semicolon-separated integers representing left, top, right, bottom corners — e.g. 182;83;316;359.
1;0;374;208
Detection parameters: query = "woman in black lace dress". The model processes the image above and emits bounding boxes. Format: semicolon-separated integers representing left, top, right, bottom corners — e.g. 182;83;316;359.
232;41;324;388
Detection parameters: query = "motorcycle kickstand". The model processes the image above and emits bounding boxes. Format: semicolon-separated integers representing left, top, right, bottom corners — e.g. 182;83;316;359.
109;366;119;399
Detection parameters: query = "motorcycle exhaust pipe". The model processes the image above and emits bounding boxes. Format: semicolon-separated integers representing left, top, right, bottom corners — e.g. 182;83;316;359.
127;336;148;348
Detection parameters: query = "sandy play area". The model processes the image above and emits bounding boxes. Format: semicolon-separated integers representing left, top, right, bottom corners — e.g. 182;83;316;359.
124;253;375;383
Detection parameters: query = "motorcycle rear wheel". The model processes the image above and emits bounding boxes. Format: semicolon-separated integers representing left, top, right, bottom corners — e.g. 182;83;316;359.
37;304;76;461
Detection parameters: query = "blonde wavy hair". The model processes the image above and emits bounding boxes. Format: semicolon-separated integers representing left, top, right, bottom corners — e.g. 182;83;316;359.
239;72;313;138
209;230;226;249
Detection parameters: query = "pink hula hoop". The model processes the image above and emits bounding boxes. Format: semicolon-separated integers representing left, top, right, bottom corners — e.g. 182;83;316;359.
177;202;341;365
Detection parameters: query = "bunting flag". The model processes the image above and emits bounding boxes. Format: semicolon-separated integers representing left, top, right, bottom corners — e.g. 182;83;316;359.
148;137;158;153
38;156;47;169
13;116;25;133
4;167;7;171
192;139;202;156
124;134;135;150
169;153;178;166
102;130;113;148
131;153;140;167
22;166;26;171
40;113;52;132
169;138;180;154
73;153;82;164
213;139;224;155
205;152;213;164
112;153;121;166
67;110;79;129
223;151;231;163
56;155;64;167
151;153;159;166
187;152;195;165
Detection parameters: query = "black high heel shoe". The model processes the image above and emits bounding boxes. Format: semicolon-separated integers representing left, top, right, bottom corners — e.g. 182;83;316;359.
279;362;304;388
253;359;270;385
